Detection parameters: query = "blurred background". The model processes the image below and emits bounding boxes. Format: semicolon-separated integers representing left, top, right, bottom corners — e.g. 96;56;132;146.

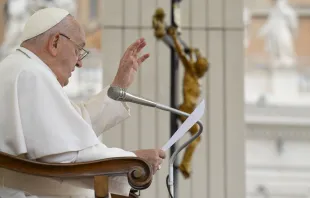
1;0;310;198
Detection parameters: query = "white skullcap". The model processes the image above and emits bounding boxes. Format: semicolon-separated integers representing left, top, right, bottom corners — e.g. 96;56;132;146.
20;7;69;42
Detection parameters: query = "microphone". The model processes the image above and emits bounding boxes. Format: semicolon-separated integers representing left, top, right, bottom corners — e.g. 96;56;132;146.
107;86;203;198
107;86;157;107
108;86;190;116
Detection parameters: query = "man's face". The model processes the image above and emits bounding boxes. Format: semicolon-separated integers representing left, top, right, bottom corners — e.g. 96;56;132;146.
50;18;87;87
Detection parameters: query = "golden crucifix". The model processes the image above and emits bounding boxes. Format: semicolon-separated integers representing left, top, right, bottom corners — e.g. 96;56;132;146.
152;8;209;178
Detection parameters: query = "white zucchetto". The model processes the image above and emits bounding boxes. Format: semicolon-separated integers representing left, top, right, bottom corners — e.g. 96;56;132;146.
20;7;69;42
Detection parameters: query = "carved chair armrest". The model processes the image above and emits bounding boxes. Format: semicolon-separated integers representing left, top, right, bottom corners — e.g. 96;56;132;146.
0;151;153;191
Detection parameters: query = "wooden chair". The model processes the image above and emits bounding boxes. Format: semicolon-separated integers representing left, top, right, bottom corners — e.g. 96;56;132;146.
0;151;153;198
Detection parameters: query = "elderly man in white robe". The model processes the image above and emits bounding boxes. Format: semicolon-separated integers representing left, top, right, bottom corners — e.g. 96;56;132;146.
0;7;166;198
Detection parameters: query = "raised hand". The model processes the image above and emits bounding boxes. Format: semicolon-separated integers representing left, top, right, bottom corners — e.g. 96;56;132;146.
111;38;150;89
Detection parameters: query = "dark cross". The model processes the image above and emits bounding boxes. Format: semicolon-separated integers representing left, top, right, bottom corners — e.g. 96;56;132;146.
170;0;182;197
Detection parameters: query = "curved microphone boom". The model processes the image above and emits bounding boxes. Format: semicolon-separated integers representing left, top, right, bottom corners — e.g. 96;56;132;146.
107;86;203;198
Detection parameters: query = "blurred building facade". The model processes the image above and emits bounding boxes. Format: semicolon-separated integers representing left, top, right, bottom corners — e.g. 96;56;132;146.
0;0;103;49
245;1;310;198
244;0;310;105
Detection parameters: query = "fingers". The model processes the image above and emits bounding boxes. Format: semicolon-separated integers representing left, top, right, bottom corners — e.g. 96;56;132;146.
157;157;163;165
153;150;165;174
153;158;163;174
128;38;145;56
137;53;150;65
128;38;143;51
158;149;166;159
134;149;165;174
120;39;141;61
134;39;147;55
153;166;158;174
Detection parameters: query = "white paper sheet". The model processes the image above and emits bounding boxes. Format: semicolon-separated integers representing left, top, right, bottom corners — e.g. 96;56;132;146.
162;99;205;151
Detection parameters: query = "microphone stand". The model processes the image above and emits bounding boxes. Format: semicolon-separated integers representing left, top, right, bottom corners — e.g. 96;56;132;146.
108;88;204;198
156;104;203;198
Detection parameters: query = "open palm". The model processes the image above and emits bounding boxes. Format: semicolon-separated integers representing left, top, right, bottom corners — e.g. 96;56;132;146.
111;38;150;89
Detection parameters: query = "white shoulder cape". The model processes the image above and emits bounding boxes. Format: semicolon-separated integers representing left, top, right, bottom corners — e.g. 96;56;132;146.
0;48;102;159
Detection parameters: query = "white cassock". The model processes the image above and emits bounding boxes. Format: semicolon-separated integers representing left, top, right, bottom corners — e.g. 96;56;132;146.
0;47;136;198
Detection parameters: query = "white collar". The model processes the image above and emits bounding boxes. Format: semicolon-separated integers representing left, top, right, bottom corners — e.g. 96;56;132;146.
17;47;57;78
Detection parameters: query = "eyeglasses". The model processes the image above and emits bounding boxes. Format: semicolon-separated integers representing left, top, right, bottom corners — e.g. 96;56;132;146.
59;33;89;61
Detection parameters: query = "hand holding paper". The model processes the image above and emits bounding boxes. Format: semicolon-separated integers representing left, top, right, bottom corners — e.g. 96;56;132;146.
162;99;205;151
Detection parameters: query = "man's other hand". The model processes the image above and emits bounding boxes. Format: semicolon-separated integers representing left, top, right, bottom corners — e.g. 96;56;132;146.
111;38;150;89
134;149;166;174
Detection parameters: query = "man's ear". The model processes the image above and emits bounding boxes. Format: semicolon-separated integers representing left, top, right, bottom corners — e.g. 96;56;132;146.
47;33;60;57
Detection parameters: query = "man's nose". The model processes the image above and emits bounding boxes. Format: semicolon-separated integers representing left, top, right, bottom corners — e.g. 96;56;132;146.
76;60;83;68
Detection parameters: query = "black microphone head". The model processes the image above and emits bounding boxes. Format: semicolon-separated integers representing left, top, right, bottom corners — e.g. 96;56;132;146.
107;86;126;101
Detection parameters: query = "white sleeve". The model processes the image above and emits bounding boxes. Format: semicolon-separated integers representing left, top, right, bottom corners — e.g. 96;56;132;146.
73;86;131;137
37;144;136;197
